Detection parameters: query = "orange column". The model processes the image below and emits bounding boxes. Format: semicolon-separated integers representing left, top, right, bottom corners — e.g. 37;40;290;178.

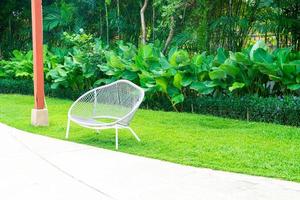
31;0;45;109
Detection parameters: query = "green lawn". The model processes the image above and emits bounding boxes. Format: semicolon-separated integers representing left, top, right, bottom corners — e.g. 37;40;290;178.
0;94;300;182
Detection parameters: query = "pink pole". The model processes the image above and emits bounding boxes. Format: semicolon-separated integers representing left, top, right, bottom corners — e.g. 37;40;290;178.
31;0;45;109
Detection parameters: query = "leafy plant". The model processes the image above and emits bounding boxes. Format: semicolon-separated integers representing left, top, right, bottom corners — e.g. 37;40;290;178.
1;36;300;112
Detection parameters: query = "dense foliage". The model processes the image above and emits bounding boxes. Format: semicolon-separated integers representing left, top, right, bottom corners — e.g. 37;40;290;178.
0;0;299;58
1;33;300;111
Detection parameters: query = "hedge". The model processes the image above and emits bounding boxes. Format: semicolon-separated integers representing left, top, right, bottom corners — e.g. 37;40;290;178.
0;79;83;100
1;79;299;126
184;96;300;126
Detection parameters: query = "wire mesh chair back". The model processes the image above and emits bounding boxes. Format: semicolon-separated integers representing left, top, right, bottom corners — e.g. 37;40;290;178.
69;80;144;126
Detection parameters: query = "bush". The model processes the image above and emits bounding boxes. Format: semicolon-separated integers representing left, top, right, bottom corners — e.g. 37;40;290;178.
0;79;83;100
0;79;34;95
1;35;300;111
184;95;300;126
1;79;300;126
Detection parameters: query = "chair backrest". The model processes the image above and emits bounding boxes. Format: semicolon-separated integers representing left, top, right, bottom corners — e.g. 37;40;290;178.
69;80;144;126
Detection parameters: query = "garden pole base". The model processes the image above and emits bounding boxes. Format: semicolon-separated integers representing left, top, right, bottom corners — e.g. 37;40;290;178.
31;109;49;126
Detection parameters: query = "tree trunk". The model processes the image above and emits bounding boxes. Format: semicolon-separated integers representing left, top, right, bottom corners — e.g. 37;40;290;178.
117;0;120;39
163;16;175;54
152;0;155;42
99;9;103;37
105;2;109;46
8;14;12;50
229;0;233;50
140;0;149;44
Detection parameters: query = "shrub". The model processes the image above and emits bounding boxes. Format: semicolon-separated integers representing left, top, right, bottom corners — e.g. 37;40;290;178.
0;79;83;100
1;33;300;111
184;95;300;126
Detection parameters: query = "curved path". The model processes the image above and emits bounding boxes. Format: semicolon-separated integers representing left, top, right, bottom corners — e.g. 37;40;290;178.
0;123;300;200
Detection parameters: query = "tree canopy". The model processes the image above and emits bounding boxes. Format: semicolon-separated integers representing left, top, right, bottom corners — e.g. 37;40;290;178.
0;0;299;58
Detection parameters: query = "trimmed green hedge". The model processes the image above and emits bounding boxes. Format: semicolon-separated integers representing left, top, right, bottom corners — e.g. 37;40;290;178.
1;79;299;126
0;79;83;100
0;79;34;95
184;96;300;126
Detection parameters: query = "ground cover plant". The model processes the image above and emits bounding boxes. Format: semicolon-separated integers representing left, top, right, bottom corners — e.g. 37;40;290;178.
0;94;299;182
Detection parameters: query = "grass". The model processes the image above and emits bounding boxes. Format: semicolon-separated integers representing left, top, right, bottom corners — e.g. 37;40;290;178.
0;94;300;182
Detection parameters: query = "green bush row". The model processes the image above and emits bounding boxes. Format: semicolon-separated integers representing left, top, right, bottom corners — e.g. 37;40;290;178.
184;96;300;126
1;79;299;126
0;79;82;100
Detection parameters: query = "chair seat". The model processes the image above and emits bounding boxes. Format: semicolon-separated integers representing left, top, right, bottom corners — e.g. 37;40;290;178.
70;115;116;127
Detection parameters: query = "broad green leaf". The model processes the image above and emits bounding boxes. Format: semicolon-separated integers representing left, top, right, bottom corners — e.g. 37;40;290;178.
166;86;179;99
12;50;24;60
105;70;116;76
190;82;214;94
149;61;163;73
109;55;124;68
171;94;184;105
139;73;156;88
282;64;296;75
287;84;300;91
258;63;279;75
155;77;168;93
250;40;268;61
253;48;273;64
98;65;110;72
143;45;153;59
164;68;177;77
15;72;31;77
209;69;226;80
168;47;178;60
229;82;245;92
46;69;59;79
0;71;6;78
173;73;183;89
51;82;60;90
220;60;240;77
182;75;193;87
274;48;291;69
122;71;138;80
93;79;106;87
159;57;172;69
214;48;227;65
232;52;251;65
211;79;227;89
282;77;294;85
192;54;203;66
169;50;190;67
57;67;67;77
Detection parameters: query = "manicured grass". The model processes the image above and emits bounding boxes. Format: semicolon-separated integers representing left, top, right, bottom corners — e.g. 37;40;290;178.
0;94;300;182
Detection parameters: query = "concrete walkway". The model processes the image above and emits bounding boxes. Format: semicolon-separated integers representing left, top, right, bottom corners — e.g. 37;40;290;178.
0;123;300;200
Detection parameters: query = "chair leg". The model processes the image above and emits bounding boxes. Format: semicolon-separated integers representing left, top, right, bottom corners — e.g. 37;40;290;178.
128;127;140;142
66;119;70;139
115;128;118;150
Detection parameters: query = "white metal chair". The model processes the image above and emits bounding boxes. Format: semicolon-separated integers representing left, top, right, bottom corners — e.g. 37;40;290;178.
65;80;145;149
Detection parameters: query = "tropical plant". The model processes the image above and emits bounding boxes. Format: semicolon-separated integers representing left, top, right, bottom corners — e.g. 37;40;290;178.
1;34;300;111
